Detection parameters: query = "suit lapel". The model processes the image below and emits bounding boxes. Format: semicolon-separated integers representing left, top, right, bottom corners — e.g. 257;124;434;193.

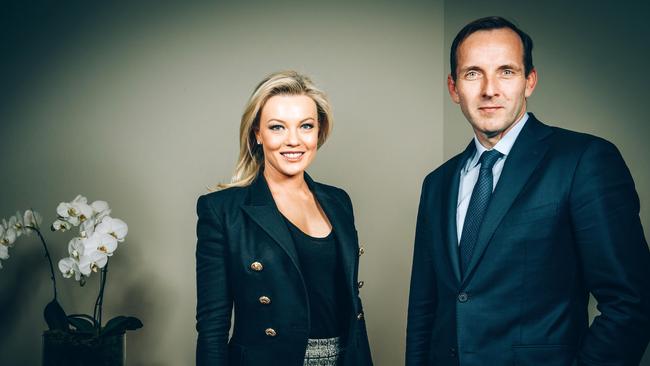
446;142;476;284
308;175;357;297
461;116;552;285
241;174;301;272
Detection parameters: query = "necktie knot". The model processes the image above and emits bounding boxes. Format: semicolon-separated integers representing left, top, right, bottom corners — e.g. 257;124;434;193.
479;149;503;171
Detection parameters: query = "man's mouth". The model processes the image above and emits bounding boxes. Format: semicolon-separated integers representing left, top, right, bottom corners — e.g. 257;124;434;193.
479;105;503;112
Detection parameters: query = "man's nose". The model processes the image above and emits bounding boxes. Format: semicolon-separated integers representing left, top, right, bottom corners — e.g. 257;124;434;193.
482;75;500;98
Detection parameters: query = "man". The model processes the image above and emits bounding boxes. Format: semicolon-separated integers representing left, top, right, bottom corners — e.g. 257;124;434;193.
406;16;650;366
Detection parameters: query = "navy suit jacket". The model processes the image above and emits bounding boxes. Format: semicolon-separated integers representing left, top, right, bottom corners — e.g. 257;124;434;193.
406;115;650;366
196;173;372;366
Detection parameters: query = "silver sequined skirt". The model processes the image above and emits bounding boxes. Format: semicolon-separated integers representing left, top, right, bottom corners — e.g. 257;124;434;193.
303;337;342;366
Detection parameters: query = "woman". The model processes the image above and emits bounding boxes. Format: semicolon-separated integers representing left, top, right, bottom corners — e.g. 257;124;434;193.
196;70;373;366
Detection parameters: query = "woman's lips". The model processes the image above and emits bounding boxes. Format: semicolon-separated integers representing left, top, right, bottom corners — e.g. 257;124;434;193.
280;152;304;161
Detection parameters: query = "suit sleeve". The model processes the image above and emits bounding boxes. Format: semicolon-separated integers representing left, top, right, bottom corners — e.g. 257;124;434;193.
569;139;650;365
196;195;232;366
406;177;438;365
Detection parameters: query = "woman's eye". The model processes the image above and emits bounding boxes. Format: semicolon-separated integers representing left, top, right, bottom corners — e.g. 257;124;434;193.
301;123;315;130
269;124;284;131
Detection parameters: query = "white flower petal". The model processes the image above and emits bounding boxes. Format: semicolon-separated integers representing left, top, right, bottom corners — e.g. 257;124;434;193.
0;244;9;260
58;257;77;278
52;219;72;232
79;217;96;238
24;210;42;229
96;217;128;242
68;237;85;258
72;195;88;205
91;201;110;214
56;202;72;218
1;228;16;246
85;232;118;255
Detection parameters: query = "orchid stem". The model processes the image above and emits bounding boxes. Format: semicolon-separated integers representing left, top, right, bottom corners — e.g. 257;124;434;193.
33;227;58;301
94;260;109;333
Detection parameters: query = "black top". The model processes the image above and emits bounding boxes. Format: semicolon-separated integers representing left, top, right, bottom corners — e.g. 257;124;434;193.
283;216;348;339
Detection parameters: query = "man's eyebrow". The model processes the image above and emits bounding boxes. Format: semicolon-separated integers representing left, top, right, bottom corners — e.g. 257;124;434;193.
459;65;482;74
498;64;522;70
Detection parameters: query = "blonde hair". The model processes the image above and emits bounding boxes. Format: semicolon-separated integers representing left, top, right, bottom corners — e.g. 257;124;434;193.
217;70;333;189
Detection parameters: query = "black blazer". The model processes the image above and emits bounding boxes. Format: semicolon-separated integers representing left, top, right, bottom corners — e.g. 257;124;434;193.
196;173;373;366
406;115;650;366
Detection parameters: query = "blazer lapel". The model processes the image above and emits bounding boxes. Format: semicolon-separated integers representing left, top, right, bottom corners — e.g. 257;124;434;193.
461;115;552;285
446;142;476;284
241;174;301;273
307;174;358;298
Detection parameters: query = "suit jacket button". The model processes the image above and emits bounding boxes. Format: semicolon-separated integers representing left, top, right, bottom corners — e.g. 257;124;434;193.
357;312;364;320
358;247;365;256
259;296;271;305
457;292;469;303
450;347;457;357
250;261;263;271
265;328;277;337
357;281;364;289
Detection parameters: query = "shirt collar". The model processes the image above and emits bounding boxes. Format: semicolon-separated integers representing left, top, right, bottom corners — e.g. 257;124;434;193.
466;112;529;169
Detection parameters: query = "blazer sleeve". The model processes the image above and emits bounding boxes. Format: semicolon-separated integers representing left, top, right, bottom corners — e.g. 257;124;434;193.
406;176;438;366
196;195;232;366
569;139;650;365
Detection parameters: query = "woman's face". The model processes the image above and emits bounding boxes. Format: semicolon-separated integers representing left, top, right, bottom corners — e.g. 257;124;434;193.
255;94;320;179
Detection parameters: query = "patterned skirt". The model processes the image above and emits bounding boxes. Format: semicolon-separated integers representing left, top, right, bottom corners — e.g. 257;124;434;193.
303;337;342;366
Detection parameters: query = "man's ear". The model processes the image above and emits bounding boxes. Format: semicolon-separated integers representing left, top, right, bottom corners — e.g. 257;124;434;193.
525;68;538;98
447;74;460;104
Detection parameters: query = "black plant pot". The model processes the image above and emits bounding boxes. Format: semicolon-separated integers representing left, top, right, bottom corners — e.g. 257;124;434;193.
42;330;125;366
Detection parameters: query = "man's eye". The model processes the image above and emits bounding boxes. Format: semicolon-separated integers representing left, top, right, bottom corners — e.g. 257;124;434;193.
502;69;515;76
465;71;480;80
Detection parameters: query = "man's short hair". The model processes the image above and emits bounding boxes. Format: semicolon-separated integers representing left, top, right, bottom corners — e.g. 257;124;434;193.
450;16;534;80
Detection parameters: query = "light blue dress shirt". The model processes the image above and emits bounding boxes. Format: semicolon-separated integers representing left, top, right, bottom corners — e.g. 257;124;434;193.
456;113;530;243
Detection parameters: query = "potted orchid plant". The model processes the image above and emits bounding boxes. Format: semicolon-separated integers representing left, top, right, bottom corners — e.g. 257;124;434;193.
0;195;142;366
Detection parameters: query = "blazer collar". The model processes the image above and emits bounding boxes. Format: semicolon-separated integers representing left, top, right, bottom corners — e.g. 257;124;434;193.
241;173;301;274
460;113;552;285
241;172;358;295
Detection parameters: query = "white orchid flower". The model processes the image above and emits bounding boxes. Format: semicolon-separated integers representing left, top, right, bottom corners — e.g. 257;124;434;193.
56;195;93;226
77;249;108;276
84;232;118;256
0;227;17;246
58;257;80;279
52;219;72;232
8;214;25;238
23;210;42;230
96;217;128;242
68;237;86;260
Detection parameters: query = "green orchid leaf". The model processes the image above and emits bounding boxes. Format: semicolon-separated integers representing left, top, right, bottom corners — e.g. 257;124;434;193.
44;299;68;331
67;315;96;332
101;316;143;337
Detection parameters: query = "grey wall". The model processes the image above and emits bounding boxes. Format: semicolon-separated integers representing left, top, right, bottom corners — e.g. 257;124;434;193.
444;0;650;364
0;1;443;365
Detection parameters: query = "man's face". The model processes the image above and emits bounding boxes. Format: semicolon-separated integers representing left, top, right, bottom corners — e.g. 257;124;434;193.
448;28;537;147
